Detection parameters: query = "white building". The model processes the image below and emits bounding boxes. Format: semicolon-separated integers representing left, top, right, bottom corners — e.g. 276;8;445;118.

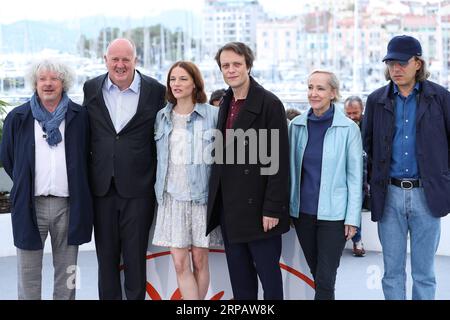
202;0;266;58
303;0;356;14
256;17;302;64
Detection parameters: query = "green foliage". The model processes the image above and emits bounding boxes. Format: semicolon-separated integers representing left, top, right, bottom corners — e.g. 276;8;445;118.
0;99;8;144
0;99;8;167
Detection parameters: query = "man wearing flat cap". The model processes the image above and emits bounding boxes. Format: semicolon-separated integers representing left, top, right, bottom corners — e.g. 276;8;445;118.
362;35;450;300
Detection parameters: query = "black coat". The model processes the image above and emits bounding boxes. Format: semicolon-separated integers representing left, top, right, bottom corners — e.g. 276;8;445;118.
362;80;450;221
206;77;290;243
0;101;93;250
82;71;166;198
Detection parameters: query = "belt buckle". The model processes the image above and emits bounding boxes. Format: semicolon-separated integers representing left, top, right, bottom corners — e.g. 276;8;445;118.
400;180;413;190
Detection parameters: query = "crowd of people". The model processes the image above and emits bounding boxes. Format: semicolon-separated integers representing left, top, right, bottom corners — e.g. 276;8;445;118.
1;34;449;301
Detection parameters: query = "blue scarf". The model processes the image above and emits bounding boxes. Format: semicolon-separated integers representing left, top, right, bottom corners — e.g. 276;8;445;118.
30;92;69;146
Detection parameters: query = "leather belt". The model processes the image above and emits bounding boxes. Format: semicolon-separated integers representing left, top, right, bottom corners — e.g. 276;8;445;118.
389;178;422;190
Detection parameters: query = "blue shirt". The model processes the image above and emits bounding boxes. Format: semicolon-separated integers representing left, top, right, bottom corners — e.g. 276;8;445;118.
390;82;420;179
102;71;141;133
300;105;334;215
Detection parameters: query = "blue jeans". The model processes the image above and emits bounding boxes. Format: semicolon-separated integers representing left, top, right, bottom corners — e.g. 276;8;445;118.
378;184;440;300
352;225;362;243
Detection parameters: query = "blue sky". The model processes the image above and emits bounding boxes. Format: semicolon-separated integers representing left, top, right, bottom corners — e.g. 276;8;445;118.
1;0;303;24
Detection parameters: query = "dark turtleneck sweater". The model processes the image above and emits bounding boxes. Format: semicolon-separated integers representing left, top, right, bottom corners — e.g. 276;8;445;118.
300;105;334;216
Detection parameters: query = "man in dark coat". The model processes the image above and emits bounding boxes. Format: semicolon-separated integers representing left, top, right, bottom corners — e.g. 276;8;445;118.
206;42;290;300
0;58;93;299
343;95;367;257
362;35;450;300
83;38;165;300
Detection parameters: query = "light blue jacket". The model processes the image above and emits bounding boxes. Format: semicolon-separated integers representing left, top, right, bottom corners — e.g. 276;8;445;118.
154;102;218;205
288;107;363;227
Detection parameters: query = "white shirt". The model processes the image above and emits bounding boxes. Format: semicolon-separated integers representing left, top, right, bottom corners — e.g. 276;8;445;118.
166;111;191;201
102;71;141;133
34;120;69;197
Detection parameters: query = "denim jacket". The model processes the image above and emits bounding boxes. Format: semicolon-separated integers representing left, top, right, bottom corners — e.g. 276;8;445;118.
288;107;363;227
154;102;218;205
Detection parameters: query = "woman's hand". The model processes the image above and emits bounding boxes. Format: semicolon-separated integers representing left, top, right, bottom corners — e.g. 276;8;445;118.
345;225;357;241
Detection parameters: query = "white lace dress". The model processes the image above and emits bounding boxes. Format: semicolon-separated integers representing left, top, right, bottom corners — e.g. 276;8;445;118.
152;111;222;248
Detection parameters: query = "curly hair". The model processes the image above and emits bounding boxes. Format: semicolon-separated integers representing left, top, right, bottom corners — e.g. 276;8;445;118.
27;58;75;92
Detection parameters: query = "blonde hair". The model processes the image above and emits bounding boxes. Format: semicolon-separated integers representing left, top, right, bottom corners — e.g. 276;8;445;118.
308;69;341;103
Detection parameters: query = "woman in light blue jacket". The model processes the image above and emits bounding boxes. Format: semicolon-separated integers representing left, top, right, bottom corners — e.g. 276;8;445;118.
289;70;363;300
152;61;222;300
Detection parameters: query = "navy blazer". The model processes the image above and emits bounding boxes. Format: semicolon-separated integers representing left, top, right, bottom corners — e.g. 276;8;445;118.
82;71;166;198
362;80;450;222
0;100;93;250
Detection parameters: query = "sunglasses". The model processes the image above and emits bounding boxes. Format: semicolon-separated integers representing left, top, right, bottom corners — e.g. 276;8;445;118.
385;60;411;67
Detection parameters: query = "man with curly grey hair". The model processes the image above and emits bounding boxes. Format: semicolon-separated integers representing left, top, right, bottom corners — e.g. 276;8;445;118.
0;58;93;299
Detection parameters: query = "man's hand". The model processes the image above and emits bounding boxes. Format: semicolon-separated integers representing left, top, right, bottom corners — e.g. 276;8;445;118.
263;216;279;232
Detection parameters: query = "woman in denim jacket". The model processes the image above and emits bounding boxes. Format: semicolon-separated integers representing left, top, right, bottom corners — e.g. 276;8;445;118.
152;61;222;300
288;70;363;300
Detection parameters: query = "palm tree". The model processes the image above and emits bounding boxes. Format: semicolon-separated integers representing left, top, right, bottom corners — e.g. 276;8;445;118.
0;99;9;210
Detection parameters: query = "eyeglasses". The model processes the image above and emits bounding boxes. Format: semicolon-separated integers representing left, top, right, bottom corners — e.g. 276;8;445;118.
385;60;411;67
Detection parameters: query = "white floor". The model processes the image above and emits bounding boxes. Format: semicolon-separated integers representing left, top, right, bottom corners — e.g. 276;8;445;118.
1;249;450;300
